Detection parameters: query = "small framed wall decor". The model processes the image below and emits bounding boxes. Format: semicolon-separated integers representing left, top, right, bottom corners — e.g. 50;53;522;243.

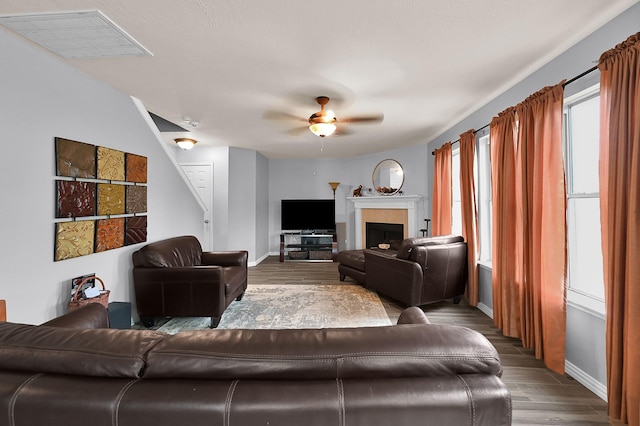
55;221;96;261
55;138;96;178
56;180;96;218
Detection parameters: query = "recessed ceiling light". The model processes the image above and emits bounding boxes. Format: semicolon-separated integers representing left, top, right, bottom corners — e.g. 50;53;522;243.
0;10;153;59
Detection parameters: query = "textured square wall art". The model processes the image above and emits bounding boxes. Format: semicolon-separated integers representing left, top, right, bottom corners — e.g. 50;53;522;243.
55;138;96;178
126;153;147;183
55;221;95;261
95;218;125;252
97;183;126;215
97;146;125;181
125;216;147;245
56;180;96;218
126;185;147;214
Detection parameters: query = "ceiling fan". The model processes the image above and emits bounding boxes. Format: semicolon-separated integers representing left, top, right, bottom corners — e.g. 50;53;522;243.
266;96;383;137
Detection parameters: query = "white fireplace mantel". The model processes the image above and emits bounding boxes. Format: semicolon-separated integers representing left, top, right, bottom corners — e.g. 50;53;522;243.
347;195;423;249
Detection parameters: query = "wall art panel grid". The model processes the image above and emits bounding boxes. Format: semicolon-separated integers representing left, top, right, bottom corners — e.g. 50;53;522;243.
53;137;148;261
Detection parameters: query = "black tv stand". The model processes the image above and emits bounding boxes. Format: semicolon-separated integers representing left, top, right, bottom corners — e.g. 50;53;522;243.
279;232;337;262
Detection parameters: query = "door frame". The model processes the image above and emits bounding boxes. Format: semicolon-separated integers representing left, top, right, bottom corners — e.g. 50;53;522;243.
179;162;214;251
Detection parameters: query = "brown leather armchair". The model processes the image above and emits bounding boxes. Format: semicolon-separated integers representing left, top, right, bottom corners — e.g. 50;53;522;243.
364;235;468;307
132;236;247;328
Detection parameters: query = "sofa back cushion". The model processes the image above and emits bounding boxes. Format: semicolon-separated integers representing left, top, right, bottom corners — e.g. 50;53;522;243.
0;322;164;378
143;324;502;380
396;235;465;260
132;235;203;267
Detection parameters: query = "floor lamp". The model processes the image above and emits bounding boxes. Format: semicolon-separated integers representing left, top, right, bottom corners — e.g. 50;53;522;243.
328;182;340;198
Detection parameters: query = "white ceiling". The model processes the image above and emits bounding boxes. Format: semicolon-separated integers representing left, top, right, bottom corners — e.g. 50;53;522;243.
1;0;637;159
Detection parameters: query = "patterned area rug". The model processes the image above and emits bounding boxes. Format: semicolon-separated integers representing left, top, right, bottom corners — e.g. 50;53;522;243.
156;284;391;334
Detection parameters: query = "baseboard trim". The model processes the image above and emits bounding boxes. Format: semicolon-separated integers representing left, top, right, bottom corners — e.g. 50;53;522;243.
475;302;607;402
565;360;607;401
249;253;270;267
476;302;493;319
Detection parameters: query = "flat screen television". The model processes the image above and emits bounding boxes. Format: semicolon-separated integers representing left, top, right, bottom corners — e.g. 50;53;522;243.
281;199;336;232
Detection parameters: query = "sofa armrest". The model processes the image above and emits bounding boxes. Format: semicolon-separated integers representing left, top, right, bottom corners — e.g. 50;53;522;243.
201;250;248;268
397;307;430;324
41;303;110;329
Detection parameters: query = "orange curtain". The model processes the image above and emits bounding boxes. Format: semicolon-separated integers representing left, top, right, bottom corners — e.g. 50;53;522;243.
515;83;567;374
460;129;479;306
598;32;640;425
432;142;452;236
490;109;521;338
490;83;567;375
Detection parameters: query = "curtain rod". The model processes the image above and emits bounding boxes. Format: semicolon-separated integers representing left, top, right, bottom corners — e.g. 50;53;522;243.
431;64;599;155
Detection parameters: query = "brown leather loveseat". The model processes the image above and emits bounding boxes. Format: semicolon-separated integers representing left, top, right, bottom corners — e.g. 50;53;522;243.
338;235;468;307
132;235;247;328
0;303;512;425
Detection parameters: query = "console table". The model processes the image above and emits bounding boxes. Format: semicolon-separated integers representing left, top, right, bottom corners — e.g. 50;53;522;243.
280;233;337;262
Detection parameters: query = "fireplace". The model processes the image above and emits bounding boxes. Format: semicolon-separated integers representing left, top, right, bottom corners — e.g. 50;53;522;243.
366;222;404;250
348;195;422;249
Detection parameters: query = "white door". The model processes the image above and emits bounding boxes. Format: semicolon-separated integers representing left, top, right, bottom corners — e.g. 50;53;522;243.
181;163;213;250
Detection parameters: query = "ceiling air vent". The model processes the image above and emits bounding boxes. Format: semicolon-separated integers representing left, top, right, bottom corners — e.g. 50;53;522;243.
0;10;152;59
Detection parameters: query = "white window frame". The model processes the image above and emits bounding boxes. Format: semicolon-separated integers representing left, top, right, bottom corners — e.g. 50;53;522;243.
451;147;462;236
564;84;605;317
477;134;492;266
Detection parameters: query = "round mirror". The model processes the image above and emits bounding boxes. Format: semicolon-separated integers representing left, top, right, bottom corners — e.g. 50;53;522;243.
372;159;404;195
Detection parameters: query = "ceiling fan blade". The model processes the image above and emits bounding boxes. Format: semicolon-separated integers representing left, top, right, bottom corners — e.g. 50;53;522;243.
285;126;309;135
340;113;384;124
263;110;307;122
333;127;354;136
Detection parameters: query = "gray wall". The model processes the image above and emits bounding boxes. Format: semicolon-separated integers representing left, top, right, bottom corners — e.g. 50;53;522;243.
0;28;204;324
268;143;429;253
255;152;270;261
430;3;640;399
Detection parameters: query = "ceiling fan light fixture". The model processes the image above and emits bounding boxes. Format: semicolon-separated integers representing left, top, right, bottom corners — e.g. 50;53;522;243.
174;138;197;150
309;122;336;137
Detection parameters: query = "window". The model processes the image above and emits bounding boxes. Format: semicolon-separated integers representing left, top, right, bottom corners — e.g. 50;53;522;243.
477;134;492;264
451;147;462;235
564;84;605;315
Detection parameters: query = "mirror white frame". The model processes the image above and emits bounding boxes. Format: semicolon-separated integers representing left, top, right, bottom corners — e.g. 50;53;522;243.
372;159;404;195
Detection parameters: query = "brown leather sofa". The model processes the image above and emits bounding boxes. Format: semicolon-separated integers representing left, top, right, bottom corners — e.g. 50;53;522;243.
338;235;468;307
0;303;511;426
132;235;247;328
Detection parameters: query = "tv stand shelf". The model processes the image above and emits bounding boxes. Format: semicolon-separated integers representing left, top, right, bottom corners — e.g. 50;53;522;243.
280;233;337;262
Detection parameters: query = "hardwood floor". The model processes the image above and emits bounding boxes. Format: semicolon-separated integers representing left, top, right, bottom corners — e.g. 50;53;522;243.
250;257;623;425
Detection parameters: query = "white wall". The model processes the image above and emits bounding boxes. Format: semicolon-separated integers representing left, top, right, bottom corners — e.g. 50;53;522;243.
0;28;204;324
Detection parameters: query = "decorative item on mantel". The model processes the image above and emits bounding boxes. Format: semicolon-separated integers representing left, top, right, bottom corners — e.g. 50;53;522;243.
372;159;404;196
352;185;363;197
